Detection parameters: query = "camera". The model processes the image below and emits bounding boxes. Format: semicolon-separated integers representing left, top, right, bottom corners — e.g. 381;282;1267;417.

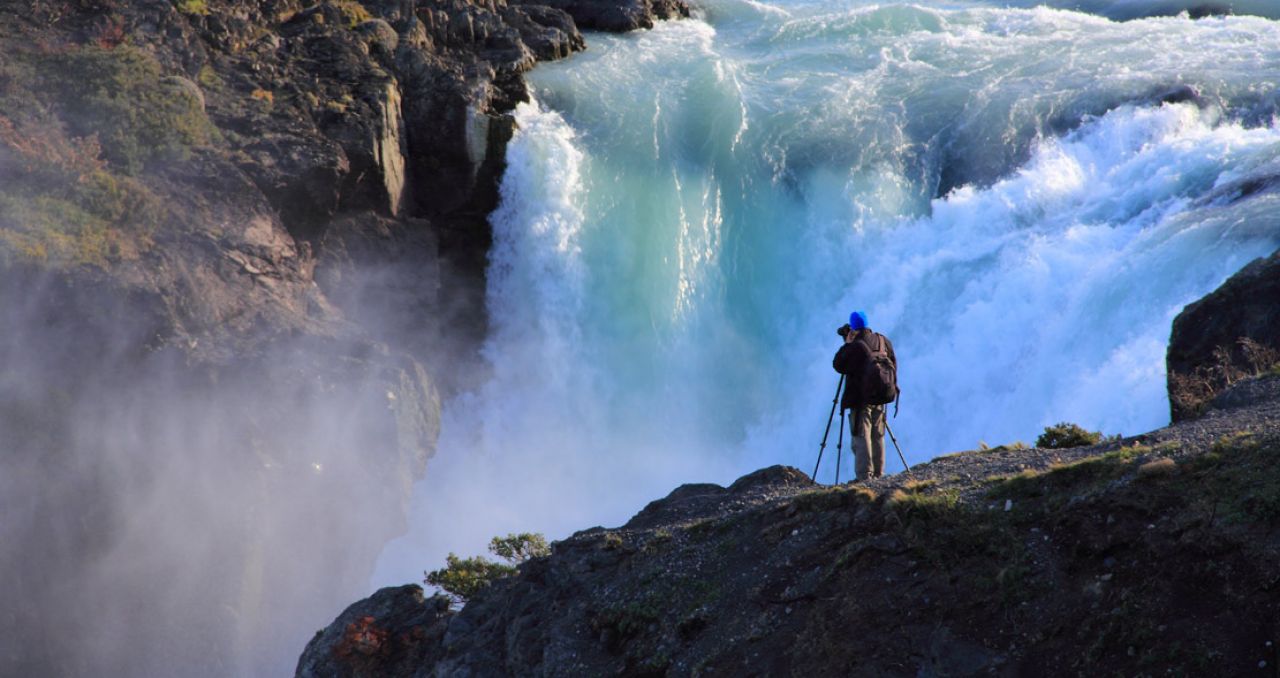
836;323;851;338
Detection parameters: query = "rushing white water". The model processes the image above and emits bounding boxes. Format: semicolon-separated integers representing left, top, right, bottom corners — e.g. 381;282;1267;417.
376;2;1280;585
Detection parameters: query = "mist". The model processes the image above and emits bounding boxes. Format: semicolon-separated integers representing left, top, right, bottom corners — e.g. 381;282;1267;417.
0;246;463;676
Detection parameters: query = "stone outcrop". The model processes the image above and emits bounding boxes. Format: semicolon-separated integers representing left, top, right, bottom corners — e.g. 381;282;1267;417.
1167;249;1280;421
509;0;689;32
295;585;453;677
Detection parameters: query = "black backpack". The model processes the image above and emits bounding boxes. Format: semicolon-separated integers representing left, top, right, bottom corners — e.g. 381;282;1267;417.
859;333;898;406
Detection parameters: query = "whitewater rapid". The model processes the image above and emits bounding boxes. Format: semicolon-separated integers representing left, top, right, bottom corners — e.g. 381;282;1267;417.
375;1;1280;584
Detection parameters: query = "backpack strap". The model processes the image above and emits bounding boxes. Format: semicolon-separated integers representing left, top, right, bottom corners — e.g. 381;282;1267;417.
878;333;899;418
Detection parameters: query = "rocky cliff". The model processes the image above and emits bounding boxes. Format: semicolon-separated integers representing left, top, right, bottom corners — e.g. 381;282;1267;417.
0;0;683;675
297;265;1280;677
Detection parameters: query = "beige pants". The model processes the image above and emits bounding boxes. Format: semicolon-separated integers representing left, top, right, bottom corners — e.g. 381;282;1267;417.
848;404;886;480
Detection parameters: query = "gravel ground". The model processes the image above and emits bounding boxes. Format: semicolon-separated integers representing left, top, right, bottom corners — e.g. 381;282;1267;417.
856;373;1280;504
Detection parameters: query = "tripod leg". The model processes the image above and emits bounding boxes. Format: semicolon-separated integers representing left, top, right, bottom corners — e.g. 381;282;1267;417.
835;408;844;485
812;375;844;482
885;423;911;476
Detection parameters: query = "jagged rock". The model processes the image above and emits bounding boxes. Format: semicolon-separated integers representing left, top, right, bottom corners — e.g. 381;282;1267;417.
501;5;585;61
296;585;452;678
1167;249;1280;421
510;0;689;31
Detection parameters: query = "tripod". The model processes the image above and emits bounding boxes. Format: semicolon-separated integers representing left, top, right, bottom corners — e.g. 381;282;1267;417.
812;376;912;483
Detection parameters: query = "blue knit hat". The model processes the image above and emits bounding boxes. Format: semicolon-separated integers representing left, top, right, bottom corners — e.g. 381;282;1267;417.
849;311;867;331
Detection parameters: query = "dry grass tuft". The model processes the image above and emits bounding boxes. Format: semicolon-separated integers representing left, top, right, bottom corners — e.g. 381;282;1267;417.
902;478;938;493
849;485;878;503
1136;458;1177;479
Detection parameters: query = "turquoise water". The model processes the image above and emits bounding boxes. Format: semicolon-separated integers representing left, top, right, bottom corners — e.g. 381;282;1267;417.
377;1;1280;583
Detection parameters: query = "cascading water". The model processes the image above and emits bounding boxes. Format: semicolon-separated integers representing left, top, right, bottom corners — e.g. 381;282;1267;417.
375;1;1280;584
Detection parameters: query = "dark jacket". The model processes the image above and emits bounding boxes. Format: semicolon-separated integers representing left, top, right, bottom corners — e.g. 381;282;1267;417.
832;327;897;410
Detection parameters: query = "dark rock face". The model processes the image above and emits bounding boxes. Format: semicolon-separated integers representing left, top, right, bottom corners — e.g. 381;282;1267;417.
510;0;689;32
1167;249;1280;421
296;585;453;678
0;0;684;675
298;394;1280;677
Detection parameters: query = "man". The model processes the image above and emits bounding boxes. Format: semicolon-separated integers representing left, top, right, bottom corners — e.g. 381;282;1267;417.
832;311;897;481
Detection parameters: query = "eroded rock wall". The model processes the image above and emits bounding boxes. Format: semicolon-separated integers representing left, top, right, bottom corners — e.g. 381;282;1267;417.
0;0;684;674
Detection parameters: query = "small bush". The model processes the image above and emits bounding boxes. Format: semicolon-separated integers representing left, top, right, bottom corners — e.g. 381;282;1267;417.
0;111;163;267
197;64;222;89
423;554;515;605
1036;422;1103;449
1210;431;1258;456
488;532;550;563
37;46;218;174
424;532;549;606
175;0;209;15
333;0;374;28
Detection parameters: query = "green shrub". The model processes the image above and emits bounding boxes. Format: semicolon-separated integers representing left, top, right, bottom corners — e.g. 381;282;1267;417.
0;108;164;267
424;554;515;604
424;533;549;605
175;0;209;15
332;0;374;28
37;46;217;174
488;532;550;563
1036;422;1103;449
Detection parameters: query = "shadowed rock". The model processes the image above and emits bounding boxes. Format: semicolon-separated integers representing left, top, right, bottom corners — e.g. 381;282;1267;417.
1167;249;1280;421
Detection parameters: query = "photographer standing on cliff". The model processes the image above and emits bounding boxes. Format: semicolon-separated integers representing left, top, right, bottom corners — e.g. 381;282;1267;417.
832;311;898;481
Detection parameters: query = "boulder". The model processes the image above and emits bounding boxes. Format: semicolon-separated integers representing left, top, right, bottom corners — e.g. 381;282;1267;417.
296;585;452;678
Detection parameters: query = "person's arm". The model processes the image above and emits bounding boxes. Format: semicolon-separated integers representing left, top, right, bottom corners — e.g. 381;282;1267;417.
833;336;855;374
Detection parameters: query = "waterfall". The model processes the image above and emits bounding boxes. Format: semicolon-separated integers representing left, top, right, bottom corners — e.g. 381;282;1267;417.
375;0;1280;584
